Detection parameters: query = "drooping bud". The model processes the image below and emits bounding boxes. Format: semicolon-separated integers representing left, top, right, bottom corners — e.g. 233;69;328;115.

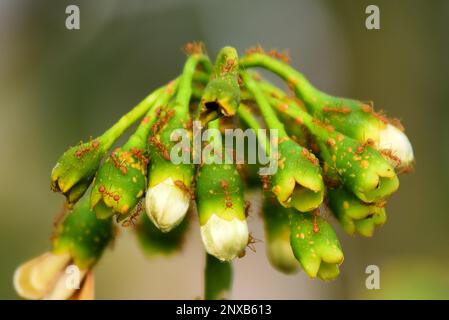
271;139;324;212
196;162;249;261
290;211;344;280
328;187;386;237
262;194;300;274
199;46;240;125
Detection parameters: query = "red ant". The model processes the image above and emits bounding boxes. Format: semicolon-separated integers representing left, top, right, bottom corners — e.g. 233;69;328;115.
380;149;402;167
75;140;100;159
301;148;319;166
244;200;251;218
312;210;320;233
98;185;120;202
130;147;149;165
110;150;128;175
356;138;375;154
220;180;233;209
260;175;270;191
174;180;194;200
150;136;170;161
121;200;144;228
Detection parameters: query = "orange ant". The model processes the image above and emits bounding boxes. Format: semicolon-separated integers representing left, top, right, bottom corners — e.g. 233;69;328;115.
98;185;120;202
312;210;320;233
174;180;194;199
301;148;319;166
150;136;170;161
244;200;251;218
130;147;149;165
75;140;100;159
220;180;233;209
110;150;128;175
221;58;236;75
356;138;375;154
267;49;290;63
380;149;402;167
245;45;265;56
183;42;205;55
121;200;144;228
260;175;270;191
322;106;351;114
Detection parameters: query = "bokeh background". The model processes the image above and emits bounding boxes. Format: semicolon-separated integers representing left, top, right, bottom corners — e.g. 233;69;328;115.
1;0;448;299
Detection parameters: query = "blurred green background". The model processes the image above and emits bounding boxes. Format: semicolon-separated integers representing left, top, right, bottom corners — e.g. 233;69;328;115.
1;0;448;299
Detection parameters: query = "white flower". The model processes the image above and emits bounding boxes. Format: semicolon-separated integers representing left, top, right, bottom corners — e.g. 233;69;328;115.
200;214;249;261
13;252;92;300
378;124;414;169
145;177;190;233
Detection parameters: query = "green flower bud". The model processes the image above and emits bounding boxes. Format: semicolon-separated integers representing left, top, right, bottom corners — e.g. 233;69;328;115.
240;54;414;172
91;82;177;219
319;132;399;203
51;86;165;204
290;212;344;280
196;162;248;261
14;194;113;300
52;194;114;269
199;46;240;124
328;187;386;237
262;82;399;203
135;210;189;257
51;138;107;204
204;254;232;300
271;139;324;212
146;111;194;232
145;53;209;232
262;194;300;274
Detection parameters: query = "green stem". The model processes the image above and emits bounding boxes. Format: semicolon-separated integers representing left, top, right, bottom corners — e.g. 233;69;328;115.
240;71;288;138
175;54;211;114
124;79;180;150
239;53;320;106
101;86;165;149
256;79;330;142
237;103;269;154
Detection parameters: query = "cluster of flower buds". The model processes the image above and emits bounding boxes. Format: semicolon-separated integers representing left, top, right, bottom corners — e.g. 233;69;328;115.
14;43;414;299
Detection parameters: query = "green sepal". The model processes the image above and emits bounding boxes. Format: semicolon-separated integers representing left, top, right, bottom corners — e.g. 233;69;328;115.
290;212;344;280
52;194;114;270
200;46;240;124
136;211;189;257
90;146;147;218
204;253;232;300
262;194;300;274
328;187;387;237
196;162;245;226
319;132;399;203
271;139;324;212
50;138;107;204
147;107;194;189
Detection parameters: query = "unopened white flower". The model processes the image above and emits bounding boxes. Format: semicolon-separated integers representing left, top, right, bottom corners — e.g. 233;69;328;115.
13;252;92;300
200;214;249;261
145;177;190;233
378;124;414;169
